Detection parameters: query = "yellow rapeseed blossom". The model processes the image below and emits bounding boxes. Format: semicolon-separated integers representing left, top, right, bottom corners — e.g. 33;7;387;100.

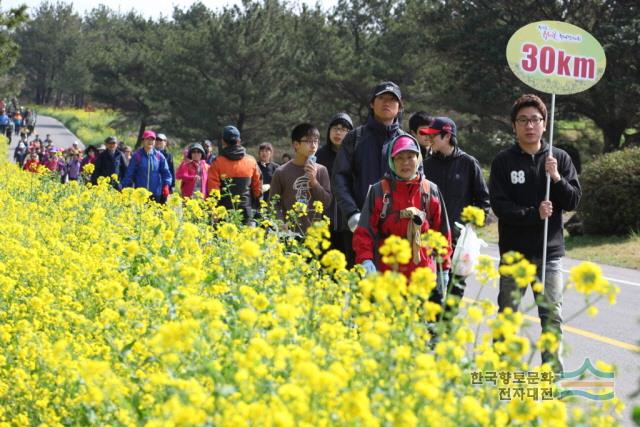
570;261;604;293
0;154;621;426
460;205;485;227
475;255;500;285
536;331;560;353
499;258;537;288
421;229;449;258
320;249;347;273
379;235;412;266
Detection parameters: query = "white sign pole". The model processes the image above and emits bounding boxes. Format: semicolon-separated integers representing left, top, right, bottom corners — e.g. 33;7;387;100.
541;93;555;286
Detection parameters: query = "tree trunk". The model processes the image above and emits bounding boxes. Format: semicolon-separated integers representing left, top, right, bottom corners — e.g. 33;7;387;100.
35;88;44;104
44;87;53;105
135;117;148;150
237;111;245;134
601;119;627;153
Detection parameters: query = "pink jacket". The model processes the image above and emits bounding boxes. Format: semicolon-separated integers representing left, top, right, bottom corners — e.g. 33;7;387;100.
176;159;209;197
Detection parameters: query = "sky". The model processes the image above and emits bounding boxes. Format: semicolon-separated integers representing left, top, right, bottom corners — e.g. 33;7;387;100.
3;0;338;19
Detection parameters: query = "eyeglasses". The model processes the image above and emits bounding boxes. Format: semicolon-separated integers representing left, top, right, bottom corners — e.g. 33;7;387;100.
515;116;544;126
299;138;319;145
331;126;350;133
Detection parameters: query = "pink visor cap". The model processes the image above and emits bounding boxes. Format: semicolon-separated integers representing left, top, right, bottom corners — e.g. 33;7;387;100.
390;135;420;158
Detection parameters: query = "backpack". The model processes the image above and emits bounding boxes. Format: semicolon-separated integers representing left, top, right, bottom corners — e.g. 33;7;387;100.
133;149;163;167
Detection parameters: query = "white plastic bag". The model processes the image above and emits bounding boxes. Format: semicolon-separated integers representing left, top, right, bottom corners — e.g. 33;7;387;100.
451;222;487;277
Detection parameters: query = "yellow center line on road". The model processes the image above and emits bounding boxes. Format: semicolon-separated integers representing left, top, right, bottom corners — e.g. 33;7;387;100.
462;297;640;353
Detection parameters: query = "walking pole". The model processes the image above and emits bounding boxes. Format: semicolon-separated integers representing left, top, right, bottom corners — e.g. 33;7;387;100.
541;93;556;286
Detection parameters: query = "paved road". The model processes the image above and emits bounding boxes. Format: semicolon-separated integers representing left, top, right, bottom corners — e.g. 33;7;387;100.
6;114;84;161
468;243;640;424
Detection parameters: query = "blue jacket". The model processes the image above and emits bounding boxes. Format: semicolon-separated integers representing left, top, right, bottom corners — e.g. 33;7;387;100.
332;113;402;220
122;148;172;197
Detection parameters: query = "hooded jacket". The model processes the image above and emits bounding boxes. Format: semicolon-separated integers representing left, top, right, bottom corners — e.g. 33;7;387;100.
332;113;403;221
489;141;581;260
353;173;452;275
317;112;354;231
354;135;452;276
122;148;172;197
423;146;490;236
207;144;262;223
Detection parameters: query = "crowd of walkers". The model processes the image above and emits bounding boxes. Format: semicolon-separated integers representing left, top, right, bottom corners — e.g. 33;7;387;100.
0;98;37;141
11;83;580;372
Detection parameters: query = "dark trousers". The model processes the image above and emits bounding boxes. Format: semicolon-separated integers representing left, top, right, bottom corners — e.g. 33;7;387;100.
331;229;355;268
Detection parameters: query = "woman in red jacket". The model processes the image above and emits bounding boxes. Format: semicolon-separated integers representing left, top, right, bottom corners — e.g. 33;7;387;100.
176;143;209;198
23;150;41;173
353;134;452;278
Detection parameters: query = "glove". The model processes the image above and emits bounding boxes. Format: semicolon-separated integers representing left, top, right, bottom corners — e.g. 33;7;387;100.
348;212;361;232
261;183;271;193
361;260;376;275
162;185;170;198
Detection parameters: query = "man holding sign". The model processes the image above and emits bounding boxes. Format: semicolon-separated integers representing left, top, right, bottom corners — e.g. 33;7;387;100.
489;94;581;372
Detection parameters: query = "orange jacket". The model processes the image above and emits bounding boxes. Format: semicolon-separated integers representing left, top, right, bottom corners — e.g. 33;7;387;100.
207;154;262;199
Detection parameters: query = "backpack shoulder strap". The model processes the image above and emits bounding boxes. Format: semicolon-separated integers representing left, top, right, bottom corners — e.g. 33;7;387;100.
420;178;431;218
379;178;392;220
354;125;363;152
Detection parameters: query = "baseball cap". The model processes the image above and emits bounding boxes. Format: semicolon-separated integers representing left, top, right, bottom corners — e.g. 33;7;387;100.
156;133;167;141
105;136;117;144
418;117;457;136
390;135;421;158
371;81;402;102
222;126;241;144
142;130;156;140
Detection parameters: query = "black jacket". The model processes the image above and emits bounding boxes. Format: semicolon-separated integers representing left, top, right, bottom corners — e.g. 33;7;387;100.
160;149;175;188
317;113;354;231
91;149;127;188
332;114;402;220
423;147;490;238
489;142;581;260
258;161;278;201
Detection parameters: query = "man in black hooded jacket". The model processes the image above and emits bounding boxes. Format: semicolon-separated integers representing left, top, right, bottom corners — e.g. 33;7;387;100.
317;112;354;262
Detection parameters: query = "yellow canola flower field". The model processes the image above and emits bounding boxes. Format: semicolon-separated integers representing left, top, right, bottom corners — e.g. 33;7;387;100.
0;156;622;426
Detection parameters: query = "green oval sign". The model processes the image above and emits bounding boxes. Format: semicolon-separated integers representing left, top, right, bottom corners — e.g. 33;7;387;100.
506;21;606;95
